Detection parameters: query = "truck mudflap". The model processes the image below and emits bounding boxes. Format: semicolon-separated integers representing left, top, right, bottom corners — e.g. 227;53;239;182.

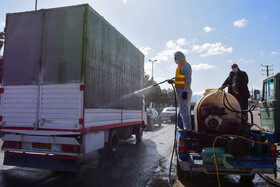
178;153;276;175
4;152;78;172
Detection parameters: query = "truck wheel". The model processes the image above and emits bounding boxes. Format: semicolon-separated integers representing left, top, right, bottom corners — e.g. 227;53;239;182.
135;124;143;143
240;174;255;183
106;130;119;153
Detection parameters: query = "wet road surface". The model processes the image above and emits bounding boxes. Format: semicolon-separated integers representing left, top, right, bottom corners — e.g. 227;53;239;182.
0;124;174;187
0;120;277;187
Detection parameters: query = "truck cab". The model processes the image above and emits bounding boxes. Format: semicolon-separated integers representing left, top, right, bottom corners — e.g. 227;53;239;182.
260;73;280;137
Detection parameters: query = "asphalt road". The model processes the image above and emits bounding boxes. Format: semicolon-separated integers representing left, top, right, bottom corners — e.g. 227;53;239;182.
0;123;175;187
0;117;277;187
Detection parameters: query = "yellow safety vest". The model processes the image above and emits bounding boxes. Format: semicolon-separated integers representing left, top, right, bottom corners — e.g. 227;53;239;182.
174;61;191;89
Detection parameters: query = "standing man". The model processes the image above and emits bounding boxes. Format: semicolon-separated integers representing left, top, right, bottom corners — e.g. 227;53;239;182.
220;63;250;112
171;51;193;132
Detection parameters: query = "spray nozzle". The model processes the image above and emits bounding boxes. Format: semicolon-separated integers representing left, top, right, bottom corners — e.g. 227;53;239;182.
151;77;175;87
167;79;174;84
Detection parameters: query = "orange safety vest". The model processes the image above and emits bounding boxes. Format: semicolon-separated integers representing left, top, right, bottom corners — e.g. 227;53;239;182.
174;61;191;89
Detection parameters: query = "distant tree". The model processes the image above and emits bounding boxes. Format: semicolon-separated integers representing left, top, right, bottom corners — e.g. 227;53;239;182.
160;88;176;107
143;74;161;108
143;73;176;112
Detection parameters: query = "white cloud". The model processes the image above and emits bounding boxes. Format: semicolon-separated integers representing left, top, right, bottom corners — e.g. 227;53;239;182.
238;58;255;63
191;42;233;57
177;38;188;45
151;39;233;63
228;59;233;63
166;40;176;48
203;26;215;33
271;51;279;55
139;47;151;56
260;51;265;58
233;18;248;28
192;63;216;70
0;21;4;27
153;38;189;62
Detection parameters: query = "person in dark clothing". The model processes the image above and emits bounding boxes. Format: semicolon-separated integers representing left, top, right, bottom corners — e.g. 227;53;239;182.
220;64;250;111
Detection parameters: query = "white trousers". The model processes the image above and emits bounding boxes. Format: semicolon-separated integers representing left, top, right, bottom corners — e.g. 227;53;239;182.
176;89;193;131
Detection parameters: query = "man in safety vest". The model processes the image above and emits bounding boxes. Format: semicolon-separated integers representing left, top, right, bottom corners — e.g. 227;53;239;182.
170;51;193;132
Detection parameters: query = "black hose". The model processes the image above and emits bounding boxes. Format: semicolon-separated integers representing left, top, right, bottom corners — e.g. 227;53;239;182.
222;88;257;114
222;89;256;125
168;83;177;187
148;78;177;186
222;90;240;113
257;173;280;186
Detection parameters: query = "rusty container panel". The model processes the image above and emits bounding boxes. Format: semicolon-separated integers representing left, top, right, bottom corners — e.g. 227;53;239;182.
3;5;85;85
41;5;84;84
3;11;43;85
84;6;144;110
3;4;144;110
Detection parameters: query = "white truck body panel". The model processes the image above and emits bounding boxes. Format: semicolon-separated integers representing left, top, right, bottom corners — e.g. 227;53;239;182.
84;109;142;128
1;85;38;128
0;84;143;135
0;83;83;134
83;131;105;154
0;84;143;156
0;129;81;136
39;84;83;130
84;109;122;127
2;134;80;156
3;134;80;145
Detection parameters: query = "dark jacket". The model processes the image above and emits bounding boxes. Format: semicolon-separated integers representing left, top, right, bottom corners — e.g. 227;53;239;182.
221;70;250;99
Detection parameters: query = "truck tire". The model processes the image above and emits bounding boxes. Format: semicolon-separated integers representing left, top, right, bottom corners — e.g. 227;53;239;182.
106;130;119;153
135;124;143;143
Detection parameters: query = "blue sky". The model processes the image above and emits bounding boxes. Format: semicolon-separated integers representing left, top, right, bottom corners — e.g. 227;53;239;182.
1;0;280;94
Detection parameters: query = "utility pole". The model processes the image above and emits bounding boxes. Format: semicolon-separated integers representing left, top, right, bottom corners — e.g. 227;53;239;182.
35;0;38;10
149;59;157;82
261;64;273;77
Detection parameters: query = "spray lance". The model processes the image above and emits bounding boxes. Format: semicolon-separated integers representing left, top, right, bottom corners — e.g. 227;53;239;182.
150;77;175;87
